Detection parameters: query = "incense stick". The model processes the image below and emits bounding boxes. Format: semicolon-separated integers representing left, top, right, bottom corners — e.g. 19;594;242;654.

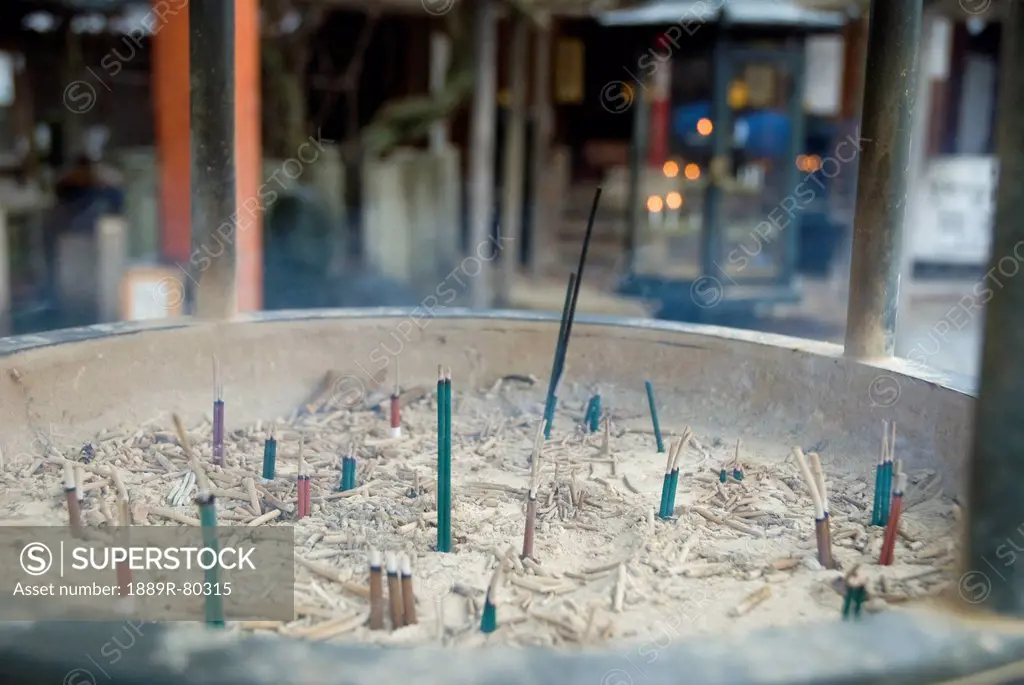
386;551;405;629
480;562;503;634
732;439;744;481
792;447;831;569
401;554;417;625
644;380;665;453
542;273;576;439
212;356;225;466
172;413;224;626
808;451;833;568
297;435;309;520
64;461;83;538
390;356;402;439
879;471;907;566
665;428;691;516
261;423;277;483
522;422;544;559
841;565;868;620
369;549;385;630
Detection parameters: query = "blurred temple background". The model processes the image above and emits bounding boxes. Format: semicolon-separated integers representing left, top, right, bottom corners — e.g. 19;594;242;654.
0;0;1001;379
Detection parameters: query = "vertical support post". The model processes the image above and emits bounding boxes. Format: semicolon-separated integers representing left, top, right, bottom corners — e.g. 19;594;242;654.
189;0;237;319
965;0;1024;617
234;0;262;312
497;13;529;307
467;0;498;308
153;0;191;264
843;0;921;359
625;73;649;271
429;32;451;153
527;15;552;275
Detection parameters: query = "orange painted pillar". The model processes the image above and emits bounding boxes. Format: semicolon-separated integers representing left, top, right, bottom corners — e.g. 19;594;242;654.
153;0;261;310
152;1;191;264
234;0;262;312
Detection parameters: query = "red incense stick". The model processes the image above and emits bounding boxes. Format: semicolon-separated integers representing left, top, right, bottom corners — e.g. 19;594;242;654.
879;471;907;566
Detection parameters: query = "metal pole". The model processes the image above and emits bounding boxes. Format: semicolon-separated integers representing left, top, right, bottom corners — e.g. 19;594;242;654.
467;0;498;309
842;0;920;359
189;0;237;319
965;0;1024;617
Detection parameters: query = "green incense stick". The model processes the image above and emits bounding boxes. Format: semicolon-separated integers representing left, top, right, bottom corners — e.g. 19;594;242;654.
659;473;671;519
644;381;665;453
443;373;452;552
261;435;276;482
198;495;224;627
588;395;601;433
666;468;680;516
437;369;447;551
871;461;883;525
880;460;893;526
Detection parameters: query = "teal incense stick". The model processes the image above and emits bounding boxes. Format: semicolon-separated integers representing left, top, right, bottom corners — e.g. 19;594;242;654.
871;453;883;526
261;425;277;482
442;369;453;552
436;367;447;551
173;413;224;628
644;380;665;453
543;273;576;440
480;566;502;634
587;394;601;433
665;432;689;517
841;567;868;620
197;492;225;627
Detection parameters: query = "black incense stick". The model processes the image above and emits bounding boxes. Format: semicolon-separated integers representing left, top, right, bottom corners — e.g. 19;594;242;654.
557;187;602;384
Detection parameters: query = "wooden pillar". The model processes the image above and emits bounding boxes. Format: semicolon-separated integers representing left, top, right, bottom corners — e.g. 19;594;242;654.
497;14;529;307
528;15;553;275
155;0;260;311
153;0;191;263
235;0;262;312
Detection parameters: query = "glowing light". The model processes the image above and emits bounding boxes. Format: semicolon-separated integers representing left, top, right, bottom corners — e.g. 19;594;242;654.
662;160;679;178
684;163;701;181
665;192;683;210
646;195;664;213
696;118;713;136
796;155;807;171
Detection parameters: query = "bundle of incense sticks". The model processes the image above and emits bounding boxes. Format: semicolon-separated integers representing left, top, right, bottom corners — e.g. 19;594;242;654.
261;423;277;482
879;468;907;566
339;454;357;491
792;447;832;569
389;358;402;438
584;393;602;433
658;429;691;519
369;549;385;630
386;551;405;629
63;461;83;538
542;187;602;439
841;565;868;620
480;563;503;634
644;380;665;454
297;437;310;520
872;420;896;526
401;554;417;625
732;440;744;481
173;413;224;627
212;356;225;466
436;367;453;552
521;422;544;559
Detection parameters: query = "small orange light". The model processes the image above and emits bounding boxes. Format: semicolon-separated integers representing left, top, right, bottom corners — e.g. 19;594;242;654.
662;160;679;178
646;195;664;213
684;163;701;181
808;155;822;171
665;192;683;210
696;118;713;136
796;154;807;171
